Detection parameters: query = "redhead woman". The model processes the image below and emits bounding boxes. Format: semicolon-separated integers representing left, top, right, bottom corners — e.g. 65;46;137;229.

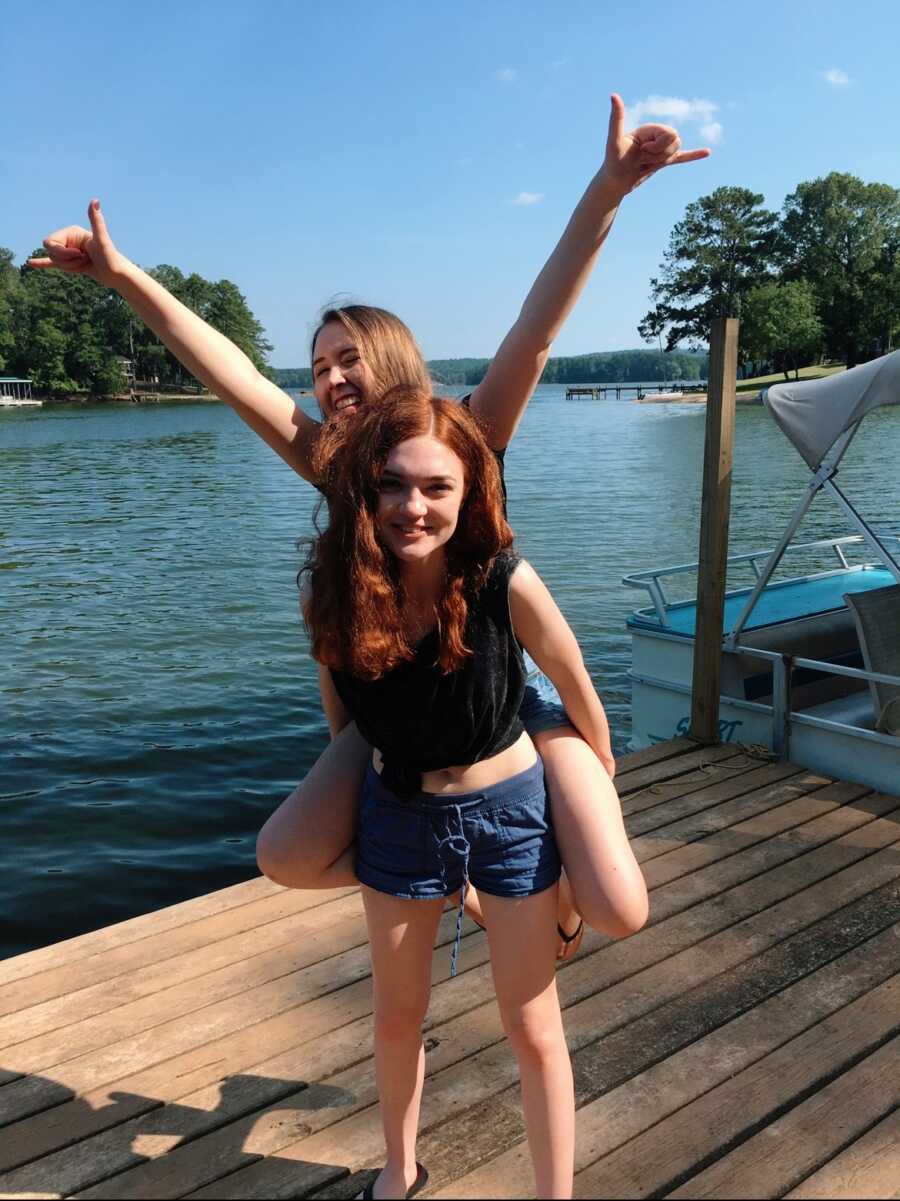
30;94;708;954
303;387;615;1198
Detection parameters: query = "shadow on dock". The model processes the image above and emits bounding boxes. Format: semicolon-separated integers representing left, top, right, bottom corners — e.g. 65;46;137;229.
1;740;898;1198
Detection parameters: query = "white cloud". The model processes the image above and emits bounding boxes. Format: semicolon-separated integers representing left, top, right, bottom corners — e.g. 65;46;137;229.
823;67;851;86
626;95;724;143
548;58;569;71
512;192;544;206
700;121;724;145
496;67;517;83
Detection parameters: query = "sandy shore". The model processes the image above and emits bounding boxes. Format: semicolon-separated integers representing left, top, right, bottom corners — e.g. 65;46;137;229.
40;391;219;405
635;392;707;404
635;389;764;405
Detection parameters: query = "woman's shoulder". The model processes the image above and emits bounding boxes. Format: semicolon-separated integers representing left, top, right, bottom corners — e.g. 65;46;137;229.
485;548;527;592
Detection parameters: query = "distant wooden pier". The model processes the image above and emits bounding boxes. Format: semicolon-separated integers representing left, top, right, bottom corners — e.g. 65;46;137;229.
2;737;898;1198
565;382;706;401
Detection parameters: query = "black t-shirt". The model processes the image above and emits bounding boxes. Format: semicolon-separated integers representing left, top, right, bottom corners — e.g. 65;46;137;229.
329;551;525;796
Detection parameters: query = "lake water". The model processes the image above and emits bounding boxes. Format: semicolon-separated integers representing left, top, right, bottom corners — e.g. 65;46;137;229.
3;386;899;958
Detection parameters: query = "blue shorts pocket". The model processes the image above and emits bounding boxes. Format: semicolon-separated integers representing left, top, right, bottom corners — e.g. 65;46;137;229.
492;789;560;888
360;797;427;866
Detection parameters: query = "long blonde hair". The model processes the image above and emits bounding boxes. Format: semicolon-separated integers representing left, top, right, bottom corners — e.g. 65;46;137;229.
311;304;432;399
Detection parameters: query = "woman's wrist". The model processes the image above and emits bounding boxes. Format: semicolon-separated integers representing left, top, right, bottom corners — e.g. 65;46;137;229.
588;166;630;206
110;256;145;294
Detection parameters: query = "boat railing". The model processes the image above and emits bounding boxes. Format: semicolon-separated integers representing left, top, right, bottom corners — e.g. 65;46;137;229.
725;642;900;757
622;534;900;628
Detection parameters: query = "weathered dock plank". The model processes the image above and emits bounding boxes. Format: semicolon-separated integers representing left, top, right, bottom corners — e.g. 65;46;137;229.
0;876;291;987
579;976;900;1197
1;747;897;1200
434;925;900;1198
784;1105;900;1199
91;802;900;1194
665;1033;900;1199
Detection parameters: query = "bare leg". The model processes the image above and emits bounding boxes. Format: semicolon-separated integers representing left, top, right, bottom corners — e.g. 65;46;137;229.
534;727;649;940
361;886;445;1200
463;840;583;961
256;722;371;889
480;884;574;1198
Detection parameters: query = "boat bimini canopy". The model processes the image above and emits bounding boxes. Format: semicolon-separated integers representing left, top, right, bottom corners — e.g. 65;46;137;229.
765;350;900;470
725;350;900;649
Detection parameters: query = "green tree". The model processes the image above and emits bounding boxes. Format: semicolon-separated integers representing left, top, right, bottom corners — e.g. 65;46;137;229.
740;280;824;379
132;268;272;387
780;172;900;367
0;247;21;372
273;367;313;388
2;250;274;396
27;319;73;391
639;186;779;351
16;262;127;393
207;279;273;375
421;349;707;387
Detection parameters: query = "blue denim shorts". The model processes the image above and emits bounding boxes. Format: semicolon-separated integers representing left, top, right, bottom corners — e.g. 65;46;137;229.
357;758;561;974
519;650;571;737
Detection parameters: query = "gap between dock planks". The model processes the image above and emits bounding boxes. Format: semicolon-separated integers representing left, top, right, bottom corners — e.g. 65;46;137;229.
1;749;893;1191
1;743;897;1199
783;1105;900;1200
435;947;900;1200
0;743;704;1055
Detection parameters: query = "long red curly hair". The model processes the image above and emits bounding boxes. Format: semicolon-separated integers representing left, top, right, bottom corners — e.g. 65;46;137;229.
303;387;513;680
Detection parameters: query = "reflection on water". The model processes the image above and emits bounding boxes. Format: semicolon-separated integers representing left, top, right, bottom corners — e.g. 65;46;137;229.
2;390;898;956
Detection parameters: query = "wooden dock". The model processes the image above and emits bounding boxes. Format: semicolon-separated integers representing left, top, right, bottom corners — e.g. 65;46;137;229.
565;383;706;401
2;736;898;1199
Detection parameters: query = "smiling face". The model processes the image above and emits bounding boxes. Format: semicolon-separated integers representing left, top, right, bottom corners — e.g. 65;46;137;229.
311;321;377;420
375;434;466;567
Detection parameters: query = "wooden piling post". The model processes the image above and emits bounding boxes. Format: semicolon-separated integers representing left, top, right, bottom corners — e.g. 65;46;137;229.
689;317;739;743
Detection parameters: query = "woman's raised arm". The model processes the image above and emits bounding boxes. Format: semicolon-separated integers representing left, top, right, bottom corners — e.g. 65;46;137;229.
29;201;321;483
469;94;710;451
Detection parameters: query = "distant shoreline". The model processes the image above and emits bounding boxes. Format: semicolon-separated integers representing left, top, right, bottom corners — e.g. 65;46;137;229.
36;391;220;406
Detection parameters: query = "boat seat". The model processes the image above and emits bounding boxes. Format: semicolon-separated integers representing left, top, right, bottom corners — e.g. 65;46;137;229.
721;606;866;707
844;585;900;735
800;691;876;730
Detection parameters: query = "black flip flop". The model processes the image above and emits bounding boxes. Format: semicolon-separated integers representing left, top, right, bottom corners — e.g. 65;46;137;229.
474;915;583;958
357;1162;429;1200
557;917;584;960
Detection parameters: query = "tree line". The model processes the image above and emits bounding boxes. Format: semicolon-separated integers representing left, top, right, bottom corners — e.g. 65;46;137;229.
640;172;900;375
2;252;704;397
9;170;895;396
275;348;708;392
0;250;272;394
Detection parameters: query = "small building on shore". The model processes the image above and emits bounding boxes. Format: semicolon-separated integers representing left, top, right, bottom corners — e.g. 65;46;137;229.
0;377;40;406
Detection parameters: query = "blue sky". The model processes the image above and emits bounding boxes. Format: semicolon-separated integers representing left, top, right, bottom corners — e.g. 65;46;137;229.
5;0;898;365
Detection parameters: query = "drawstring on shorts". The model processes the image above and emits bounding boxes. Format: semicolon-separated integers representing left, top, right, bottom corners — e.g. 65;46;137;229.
432;803;471;977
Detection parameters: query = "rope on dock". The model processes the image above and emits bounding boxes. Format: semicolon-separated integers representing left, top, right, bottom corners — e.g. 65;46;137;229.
623;742;776;806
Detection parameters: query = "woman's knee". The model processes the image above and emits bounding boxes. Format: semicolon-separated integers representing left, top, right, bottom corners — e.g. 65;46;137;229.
374;1002;429;1044
502;1007;566;1068
256;821;292;887
579;875;649;940
256;796;331;889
